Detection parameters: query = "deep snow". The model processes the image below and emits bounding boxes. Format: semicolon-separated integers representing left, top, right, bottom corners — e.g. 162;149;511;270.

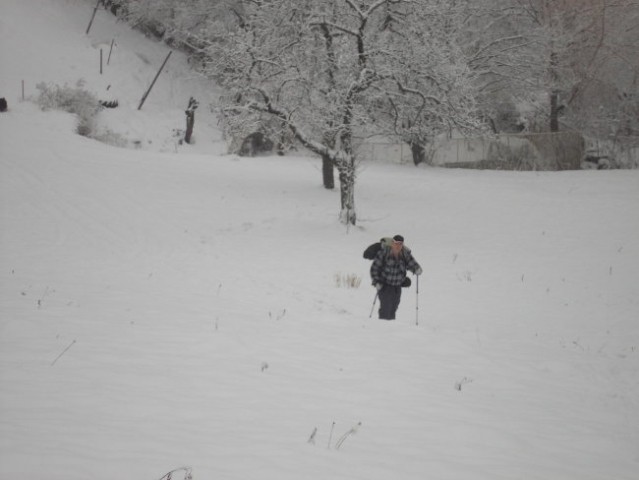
1;1;639;480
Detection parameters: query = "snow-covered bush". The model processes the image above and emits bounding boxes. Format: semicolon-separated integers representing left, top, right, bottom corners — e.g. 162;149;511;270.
35;80;101;137
91;128;128;148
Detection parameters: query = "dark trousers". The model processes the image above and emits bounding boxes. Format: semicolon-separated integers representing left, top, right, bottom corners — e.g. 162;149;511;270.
378;285;402;320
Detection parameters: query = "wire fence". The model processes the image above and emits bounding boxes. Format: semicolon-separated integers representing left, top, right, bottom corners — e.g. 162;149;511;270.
357;132;639;170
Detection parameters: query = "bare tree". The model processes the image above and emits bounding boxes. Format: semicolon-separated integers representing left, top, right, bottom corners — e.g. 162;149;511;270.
367;0;488;164
562;1;639;144
201;0;482;224
509;0;639;135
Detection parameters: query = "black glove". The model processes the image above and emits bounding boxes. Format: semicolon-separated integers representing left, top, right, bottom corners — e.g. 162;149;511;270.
401;277;412;288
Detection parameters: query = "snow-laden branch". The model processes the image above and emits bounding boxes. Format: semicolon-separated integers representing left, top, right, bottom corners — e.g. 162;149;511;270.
225;91;342;164
344;0;394;20
468;35;529;63
394;81;442;106
308;18;359;38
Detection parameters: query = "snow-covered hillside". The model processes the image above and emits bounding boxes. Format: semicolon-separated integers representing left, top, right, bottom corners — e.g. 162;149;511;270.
1;1;639;480
0;0;225;155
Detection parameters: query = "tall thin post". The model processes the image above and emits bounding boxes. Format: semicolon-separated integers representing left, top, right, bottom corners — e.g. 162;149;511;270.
137;51;172;110
107;39;115;65
85;0;101;35
100;48;103;74
415;275;419;326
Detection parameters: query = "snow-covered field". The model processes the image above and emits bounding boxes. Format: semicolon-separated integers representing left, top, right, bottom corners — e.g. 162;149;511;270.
1;1;638;479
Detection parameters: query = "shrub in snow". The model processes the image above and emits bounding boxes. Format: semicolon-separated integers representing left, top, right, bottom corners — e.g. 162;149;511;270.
455;377;474;391
35;80;101;137
334;422;362;450
91;128;128;148
334;273;361;289
239;131;274;157
157;466;192;480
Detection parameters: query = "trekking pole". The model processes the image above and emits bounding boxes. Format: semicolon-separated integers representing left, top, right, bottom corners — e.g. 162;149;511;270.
415;275;420;326
369;292;378;318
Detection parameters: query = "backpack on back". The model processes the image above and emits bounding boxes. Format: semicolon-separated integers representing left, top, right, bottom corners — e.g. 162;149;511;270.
363;237;393;260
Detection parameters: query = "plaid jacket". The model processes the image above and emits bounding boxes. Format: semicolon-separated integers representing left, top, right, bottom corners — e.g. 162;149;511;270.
370;246;421;287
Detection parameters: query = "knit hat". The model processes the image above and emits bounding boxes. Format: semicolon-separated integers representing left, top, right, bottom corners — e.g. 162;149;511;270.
393;234;404;242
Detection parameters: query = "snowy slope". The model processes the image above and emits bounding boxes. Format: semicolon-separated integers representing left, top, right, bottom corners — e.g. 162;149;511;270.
1;1;639;480
0;0;225;154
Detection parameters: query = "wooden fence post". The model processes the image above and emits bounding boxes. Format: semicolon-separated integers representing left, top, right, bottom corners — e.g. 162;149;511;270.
107;39;115;65
137;51;172;111
85;0;101;35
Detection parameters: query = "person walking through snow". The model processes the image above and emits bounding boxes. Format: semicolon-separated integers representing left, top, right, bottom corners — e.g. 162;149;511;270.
370;235;422;320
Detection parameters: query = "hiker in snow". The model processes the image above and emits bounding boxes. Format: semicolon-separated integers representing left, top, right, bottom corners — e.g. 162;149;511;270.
370;235;422;320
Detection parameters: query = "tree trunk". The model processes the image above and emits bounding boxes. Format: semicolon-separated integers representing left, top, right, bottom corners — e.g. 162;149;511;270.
336;155;356;225
410;142;426;166
184;97;198;144
550;90;559;132
322;153;335;189
549;46;560;132
185;111;195;144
